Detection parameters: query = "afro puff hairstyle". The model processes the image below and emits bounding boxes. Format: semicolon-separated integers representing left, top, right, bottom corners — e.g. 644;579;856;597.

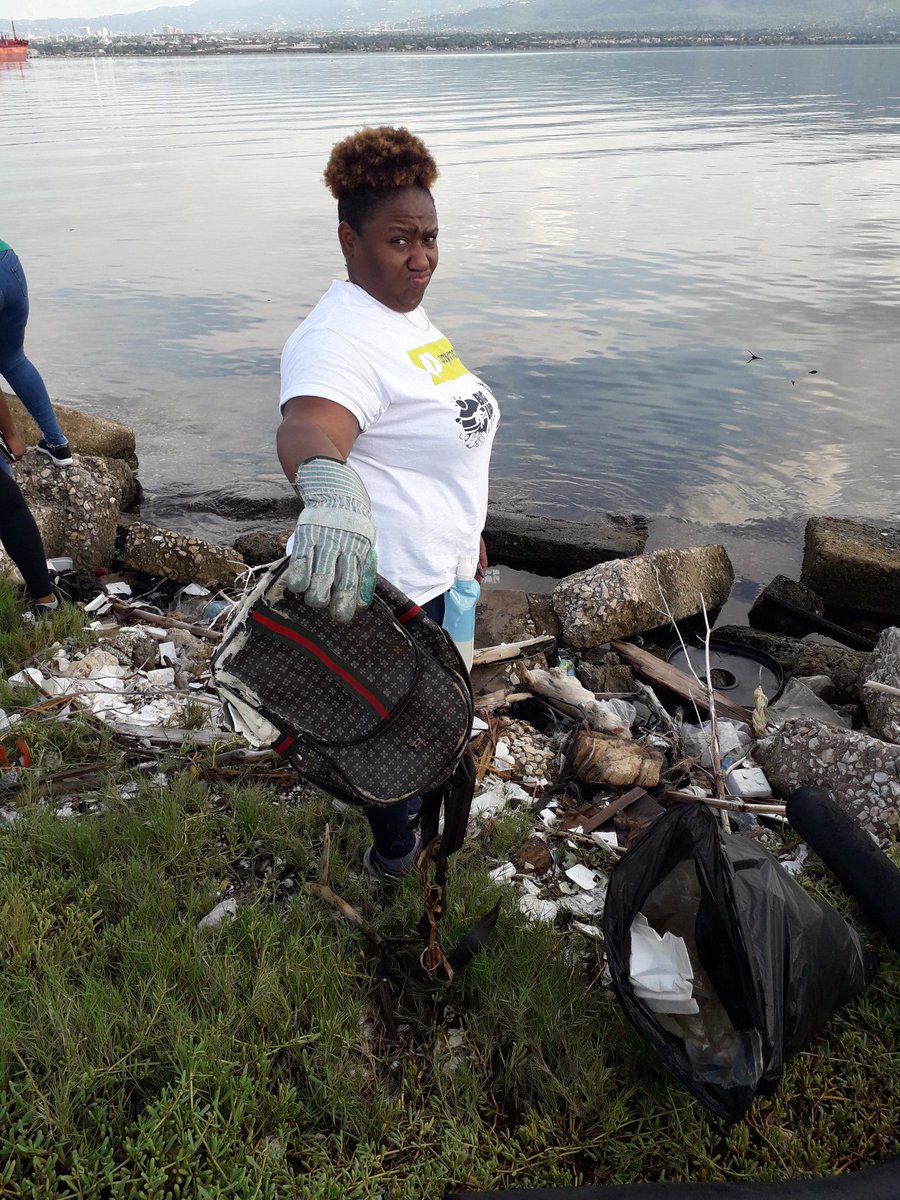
324;126;439;232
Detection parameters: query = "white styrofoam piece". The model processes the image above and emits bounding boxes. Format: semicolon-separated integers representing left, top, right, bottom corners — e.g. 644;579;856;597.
84;594;112;614
157;641;177;664
469;788;508;819
725;766;772;799
198;898;237;929
488;863;516;884
518;895;559;924
629;912;699;1015
9;667;44;687
565;863;599;890
145;667;176;687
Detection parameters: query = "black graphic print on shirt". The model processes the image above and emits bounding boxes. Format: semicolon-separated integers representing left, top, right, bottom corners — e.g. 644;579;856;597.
454;389;498;449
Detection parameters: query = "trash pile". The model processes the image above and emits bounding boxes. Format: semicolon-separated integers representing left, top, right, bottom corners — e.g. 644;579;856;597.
464;596;900;952
462;607;898;1118
4;552;900;1118
6;576;229;740
464;636;797;944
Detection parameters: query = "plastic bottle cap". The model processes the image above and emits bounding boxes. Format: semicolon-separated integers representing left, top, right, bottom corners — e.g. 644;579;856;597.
456;554;477;581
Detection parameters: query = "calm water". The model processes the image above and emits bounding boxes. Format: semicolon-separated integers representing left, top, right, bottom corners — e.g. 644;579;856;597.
2;47;899;601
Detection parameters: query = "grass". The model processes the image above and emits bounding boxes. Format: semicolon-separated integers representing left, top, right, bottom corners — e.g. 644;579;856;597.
0;579;897;1197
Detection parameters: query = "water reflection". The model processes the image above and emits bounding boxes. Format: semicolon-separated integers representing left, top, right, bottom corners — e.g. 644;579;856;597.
2;45;898;554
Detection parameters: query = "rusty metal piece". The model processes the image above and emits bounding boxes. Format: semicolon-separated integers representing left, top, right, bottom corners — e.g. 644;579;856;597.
417;836;455;983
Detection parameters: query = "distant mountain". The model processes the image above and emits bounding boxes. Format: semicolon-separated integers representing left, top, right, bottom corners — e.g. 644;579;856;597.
19;0;897;38
461;0;900;30
446;0;899;32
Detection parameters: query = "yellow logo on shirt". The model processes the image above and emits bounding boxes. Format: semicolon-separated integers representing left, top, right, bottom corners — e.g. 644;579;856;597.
408;337;468;385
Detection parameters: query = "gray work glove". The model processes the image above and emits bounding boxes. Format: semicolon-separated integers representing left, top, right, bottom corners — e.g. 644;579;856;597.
286;457;378;623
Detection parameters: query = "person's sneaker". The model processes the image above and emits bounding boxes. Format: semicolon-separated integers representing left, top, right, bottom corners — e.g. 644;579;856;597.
36;438;73;467
362;832;422;881
22;584;66;625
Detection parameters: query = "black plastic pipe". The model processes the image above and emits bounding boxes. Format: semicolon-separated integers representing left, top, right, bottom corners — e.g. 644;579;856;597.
786;786;900;955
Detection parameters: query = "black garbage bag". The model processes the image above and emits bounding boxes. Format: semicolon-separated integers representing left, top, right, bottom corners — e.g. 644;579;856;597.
603;802;874;1122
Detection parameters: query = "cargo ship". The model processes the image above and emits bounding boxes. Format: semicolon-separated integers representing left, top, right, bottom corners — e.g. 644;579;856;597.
0;20;28;61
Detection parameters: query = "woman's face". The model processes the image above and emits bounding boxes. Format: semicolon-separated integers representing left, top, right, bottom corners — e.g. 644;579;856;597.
339;187;438;313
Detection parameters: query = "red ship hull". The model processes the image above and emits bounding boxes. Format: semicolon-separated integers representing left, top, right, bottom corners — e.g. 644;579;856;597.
0;37;28;61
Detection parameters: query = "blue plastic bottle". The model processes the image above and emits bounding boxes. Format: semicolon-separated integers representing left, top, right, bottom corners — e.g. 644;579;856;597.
443;554;480;670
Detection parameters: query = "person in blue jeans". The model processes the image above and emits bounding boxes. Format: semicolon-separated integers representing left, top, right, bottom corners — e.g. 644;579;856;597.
0;240;73;467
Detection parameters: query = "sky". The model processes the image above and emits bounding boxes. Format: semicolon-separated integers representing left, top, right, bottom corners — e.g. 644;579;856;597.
13;0;171;19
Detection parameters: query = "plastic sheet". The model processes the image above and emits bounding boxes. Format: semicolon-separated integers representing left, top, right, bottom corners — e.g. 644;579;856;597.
603;802;874;1121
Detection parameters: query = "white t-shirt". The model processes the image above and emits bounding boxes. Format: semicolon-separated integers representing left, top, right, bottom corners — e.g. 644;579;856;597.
280;281;500;605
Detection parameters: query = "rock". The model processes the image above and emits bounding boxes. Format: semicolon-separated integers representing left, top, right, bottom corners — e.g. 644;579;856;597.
3;393;138;468
475;588;536;648
233;530;291;567
121;520;245;588
749;574;825;637
483;494;647;577
755;718;900;841
176;481;298;523
714;626;867;707
63;647;121;679
802;517;900;620
167;627;215;674
862;627;900;745
498;718;558;784
525;592;561;640
513;835;552;876
576;652;634;695
552;545;734;651
111;627;161;669
2;452;135;571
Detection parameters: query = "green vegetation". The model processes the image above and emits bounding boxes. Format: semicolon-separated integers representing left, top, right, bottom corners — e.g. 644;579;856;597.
0;578;897;1197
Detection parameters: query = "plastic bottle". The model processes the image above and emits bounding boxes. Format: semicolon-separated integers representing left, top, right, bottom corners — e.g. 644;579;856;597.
442;554;480;670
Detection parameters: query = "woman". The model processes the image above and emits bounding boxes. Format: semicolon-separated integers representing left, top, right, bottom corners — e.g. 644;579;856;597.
0;239;72;467
0;393;62;619
276;126;500;878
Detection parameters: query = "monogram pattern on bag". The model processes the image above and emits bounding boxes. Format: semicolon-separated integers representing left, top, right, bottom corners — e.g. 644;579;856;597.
212;564;473;807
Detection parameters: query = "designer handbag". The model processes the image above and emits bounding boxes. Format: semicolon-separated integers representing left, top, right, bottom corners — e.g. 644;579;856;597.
211;557;474;806
211;558;496;981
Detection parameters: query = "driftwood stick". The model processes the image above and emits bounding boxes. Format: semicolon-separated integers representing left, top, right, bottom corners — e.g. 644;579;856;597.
306;825;383;949
210;748;278;766
472;635;556;667
474;725;498;785
306;882;384;949
664;789;786;815
104;723;225;745
864;681;900;700
612;640;752;724
545;828;626;856
110;601;224;644
473;688;532;713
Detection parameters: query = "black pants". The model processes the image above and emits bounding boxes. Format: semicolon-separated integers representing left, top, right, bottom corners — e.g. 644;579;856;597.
0;467;52;599
363;591;446;861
